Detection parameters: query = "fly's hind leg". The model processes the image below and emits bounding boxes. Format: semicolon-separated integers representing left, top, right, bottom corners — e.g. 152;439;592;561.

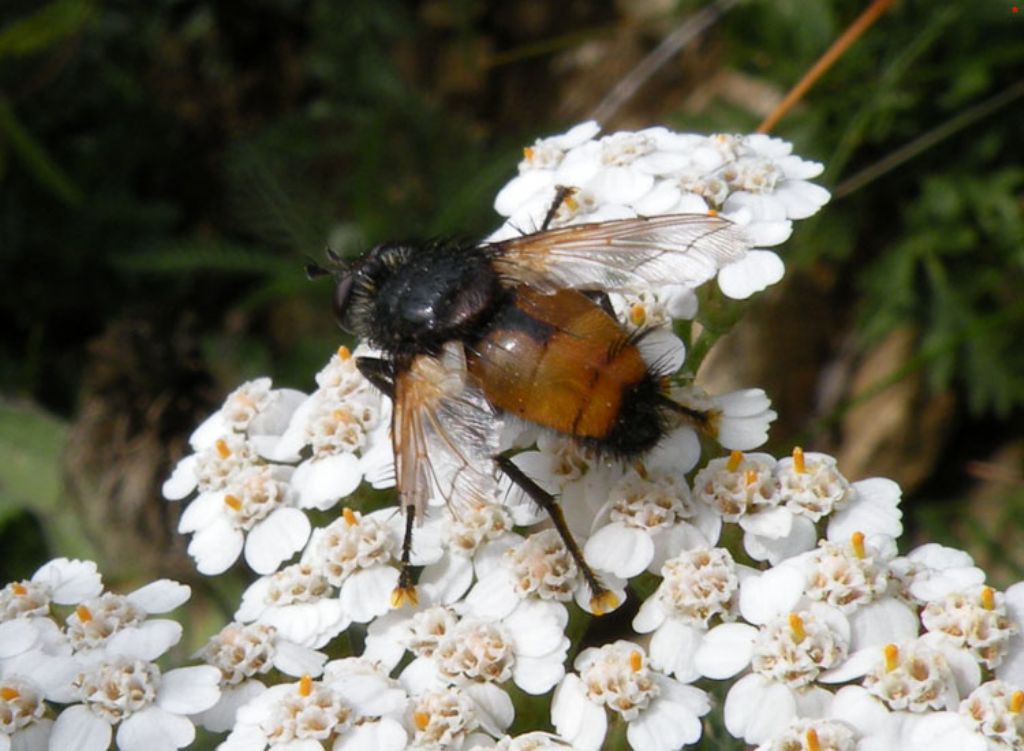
493;453;618;615
356;356;418;606
539;185;578;231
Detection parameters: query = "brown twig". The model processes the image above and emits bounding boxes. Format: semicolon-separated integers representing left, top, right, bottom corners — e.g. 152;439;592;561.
757;0;894;134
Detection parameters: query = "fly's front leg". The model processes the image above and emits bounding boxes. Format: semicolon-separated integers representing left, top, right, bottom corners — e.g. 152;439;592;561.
356;356;419;606
493;453;618;615
356;356;395;398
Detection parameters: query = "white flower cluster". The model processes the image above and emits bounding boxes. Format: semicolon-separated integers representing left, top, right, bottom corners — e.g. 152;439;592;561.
491;121;830;300
0;559;220;751
7;124;1022;751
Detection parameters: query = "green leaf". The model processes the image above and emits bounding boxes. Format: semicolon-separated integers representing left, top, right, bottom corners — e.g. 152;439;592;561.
0;99;83;206
0;400;67;514
0;0;95;59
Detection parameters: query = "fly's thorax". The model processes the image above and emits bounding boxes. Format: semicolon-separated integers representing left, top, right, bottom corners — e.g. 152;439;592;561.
341;240;502;354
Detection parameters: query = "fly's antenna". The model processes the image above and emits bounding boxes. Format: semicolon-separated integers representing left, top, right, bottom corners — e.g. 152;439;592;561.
305;246;349;280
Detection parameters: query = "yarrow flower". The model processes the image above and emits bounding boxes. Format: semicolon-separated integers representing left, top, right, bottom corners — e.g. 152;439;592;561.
551;640;710;751
16;122;1024;751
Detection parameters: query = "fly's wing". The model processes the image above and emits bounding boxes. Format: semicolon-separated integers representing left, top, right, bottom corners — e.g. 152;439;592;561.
392;342;500;520
490;213;750;292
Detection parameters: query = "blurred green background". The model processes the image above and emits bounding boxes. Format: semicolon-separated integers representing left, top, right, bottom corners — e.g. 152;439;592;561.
1;0;1022;617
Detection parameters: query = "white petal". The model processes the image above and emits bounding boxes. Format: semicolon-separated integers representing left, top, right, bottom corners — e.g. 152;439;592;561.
463;568;519;621
176;491;221;534
116;706;194;751
849;598;919;651
10;718;51;750
584;524;653;579
293;453;363;510
494;170;556;216
644;427;701;476
724;673;795;744
828;478;903;541
418;552;474;606
161;455;199;500
33;558;103;604
0;619;41;658
188;411;229;450
774;180;831;219
627;689;702;751
649;619;703;682
127;580;191;614
340;567;399;623
106;620;183;661
399;656;444;694
504;599;569;657
194;680;266;733
245;508;311;574
272;640;327;678
827;685;889;733
49;705;111;751
632;597;668;634
632;181;682;214
157;665;221;714
694;623;757;679
249;388;307;438
464;682;514;736
187;521;243;575
552;674;606;751
739;564;805;624
333;718;407;751
743;514;817;564
635;328;686;374
717;250;785;299
513;653;566;695
739;506;793;538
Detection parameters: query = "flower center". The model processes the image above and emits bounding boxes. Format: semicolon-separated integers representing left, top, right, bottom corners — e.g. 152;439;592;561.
264;564;331;607
76;658;160;721
609;472;691;531
0;581;50;620
580;643;660;720
259;678;351;742
656;547;739;625
200;622;277;684
0;677;45;733
222;466;290;530
66;593;146;650
777;451;852;521
411;687;478;746
805;537;888;613
313;510;395;586
751;610;848;688
505;529;579;602
694;453;779;521
865;640;957;711
921;587;1017;669
435;620;515;684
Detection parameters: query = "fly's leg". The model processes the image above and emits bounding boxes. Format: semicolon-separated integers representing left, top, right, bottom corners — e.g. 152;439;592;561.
539;185;578;232
356;356;419;606
356;356;395;398
493;453;618;615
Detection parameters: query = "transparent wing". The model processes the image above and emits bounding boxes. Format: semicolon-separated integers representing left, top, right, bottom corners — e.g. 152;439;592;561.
393;343;500;520
491;213;750;292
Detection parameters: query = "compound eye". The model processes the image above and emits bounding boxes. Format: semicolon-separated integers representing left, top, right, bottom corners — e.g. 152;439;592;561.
332;273;356;332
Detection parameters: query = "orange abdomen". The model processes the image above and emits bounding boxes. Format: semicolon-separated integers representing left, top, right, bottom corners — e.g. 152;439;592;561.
468;287;652;441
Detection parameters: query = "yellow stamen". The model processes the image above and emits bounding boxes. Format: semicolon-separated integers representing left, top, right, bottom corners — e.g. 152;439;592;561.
805;728;821;751
1010;690;1024;713
629;650;644;672
523;146;534;161
633;461;648;480
414;711;431;731
883;644;899;672
215;439;231;459
707;208;719;217
224;494;242;511
76;605;93;623
298;674;313;697
792;446;806;473
590;590;620;616
745;469;759;486
11;583;27;596
564;194;579;212
981;586;995;611
342;507;357;526
336;345;351;360
726;450;744;472
0;687;19;701
391;585;419;609
629;304;647;327
850;531;866;559
332;407;352;422
788;613;806;644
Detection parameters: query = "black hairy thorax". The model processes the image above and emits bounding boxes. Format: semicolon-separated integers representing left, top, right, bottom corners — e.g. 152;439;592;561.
352;240;505;355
